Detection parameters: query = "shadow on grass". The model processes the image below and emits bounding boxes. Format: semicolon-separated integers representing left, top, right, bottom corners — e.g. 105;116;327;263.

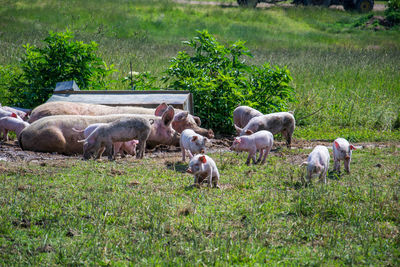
165;161;188;173
328;170;341;180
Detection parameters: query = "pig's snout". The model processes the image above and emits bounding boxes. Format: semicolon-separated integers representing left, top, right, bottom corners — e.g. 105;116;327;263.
186;168;193;174
200;149;205;154
345;155;350;160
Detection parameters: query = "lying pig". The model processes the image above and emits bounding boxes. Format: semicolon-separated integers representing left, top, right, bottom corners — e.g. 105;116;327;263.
233;105;263;130
186;154;220;188
300;145;330;184
28;101;213;138
78;117;151;160
155;104;214;138
19;109;180;155
0;114;30;141
73;123;139;158
333;138;356;174
180;129;209;161
235;112;295;148
230;130;274;165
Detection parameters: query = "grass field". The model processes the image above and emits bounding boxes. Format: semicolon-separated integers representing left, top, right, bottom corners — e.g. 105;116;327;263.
0;147;399;265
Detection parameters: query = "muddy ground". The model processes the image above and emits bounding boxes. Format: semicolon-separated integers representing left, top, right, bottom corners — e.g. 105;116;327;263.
1;137;399;164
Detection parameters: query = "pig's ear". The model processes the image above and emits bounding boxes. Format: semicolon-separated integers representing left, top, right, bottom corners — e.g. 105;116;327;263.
133;140;139;144
176;111;188;121
334;141;340;149
234;125;242;134
234;137;241;144
199;155;207;164
350;145;356;150
11;113;17;118
245;130;253;135
155;103;168;116
193;116;201;126
162;106;175;126
191;136;198;142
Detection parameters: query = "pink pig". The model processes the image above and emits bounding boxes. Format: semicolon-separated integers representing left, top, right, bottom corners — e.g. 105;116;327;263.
230;130;274;165
333;138;356;173
186;154;220;188
113;139;139;158
0;113;30;141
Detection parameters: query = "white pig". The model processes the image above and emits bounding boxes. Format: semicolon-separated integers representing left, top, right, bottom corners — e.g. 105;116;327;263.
233;105;263;130
230;130;274;165
0;115;30;141
187;154;220;188
0;108;23;121
300;145;330;184
180;129;209;161
333;138;356;173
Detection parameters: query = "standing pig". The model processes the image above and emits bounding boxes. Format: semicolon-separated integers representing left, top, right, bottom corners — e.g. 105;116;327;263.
230;130;274;165
235;112;295;148
73;123;138;158
78;117;151;160
186;154;220;188
233;105;263;130
0;114;30;141
300;145;330;184
180;129;209;161
333;138;356;173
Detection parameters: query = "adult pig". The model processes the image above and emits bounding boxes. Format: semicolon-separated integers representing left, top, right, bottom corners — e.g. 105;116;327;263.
235;112;295;148
233;106;263;130
19;108;180;154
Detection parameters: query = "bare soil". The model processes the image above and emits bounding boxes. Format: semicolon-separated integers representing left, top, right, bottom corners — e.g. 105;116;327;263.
1;137;399;165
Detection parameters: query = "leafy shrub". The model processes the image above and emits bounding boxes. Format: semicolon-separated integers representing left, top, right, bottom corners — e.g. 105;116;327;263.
163;30;294;134
6;29;116;108
385;0;400;25
0;65;23;106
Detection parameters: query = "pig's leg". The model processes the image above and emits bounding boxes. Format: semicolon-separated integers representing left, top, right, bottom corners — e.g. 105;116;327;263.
334;158;341;173
4;129;9;141
187;150;194;159
256;149;264;164
261;146;271;165
105;142;114;160
207;169;213;188
193;174;199;185
344;158;351;173
307;169;312;184
136;139;145;159
319;168;327;184
95;146;105;160
213;174;220;189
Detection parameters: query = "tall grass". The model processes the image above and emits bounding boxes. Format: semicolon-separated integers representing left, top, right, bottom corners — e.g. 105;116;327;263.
0;0;399;137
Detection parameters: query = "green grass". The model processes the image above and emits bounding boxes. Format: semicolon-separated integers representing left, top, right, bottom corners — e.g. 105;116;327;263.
1;147;399;265
0;0;399;140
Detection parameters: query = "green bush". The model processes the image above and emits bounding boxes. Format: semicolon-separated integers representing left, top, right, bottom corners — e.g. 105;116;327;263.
385;0;400;25
163;30;294;134
6;29;116;108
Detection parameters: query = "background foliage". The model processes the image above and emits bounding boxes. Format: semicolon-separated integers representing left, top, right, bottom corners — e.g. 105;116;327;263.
163;30;293;134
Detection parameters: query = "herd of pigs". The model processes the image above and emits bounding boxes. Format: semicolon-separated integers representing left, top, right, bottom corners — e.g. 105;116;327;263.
0;102;356;187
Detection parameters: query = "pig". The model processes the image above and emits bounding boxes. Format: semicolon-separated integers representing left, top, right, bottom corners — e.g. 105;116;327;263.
230;130;274;165
233;105;263;130
186;154;220;188
234;112;295;148
0;106;30;120
0;114;30;141
300;145;330;184
19;110;180;155
78;117;151;160
333;138;356;174
114;139;139;158
180;129;209;161
28;101;213;138
0;107;23;121
155;104;214;139
72;123;139;158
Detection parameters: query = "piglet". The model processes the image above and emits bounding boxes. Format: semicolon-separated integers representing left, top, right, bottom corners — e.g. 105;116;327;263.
186;154;220;188
230;130;274;165
333;138;356;173
300;145;330;184
114;139;139;158
180;129;209;161
0;113;30;141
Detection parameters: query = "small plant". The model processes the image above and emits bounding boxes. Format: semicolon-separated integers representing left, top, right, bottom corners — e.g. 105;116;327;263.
7;29;116;108
163;30;294;134
385;0;400;26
